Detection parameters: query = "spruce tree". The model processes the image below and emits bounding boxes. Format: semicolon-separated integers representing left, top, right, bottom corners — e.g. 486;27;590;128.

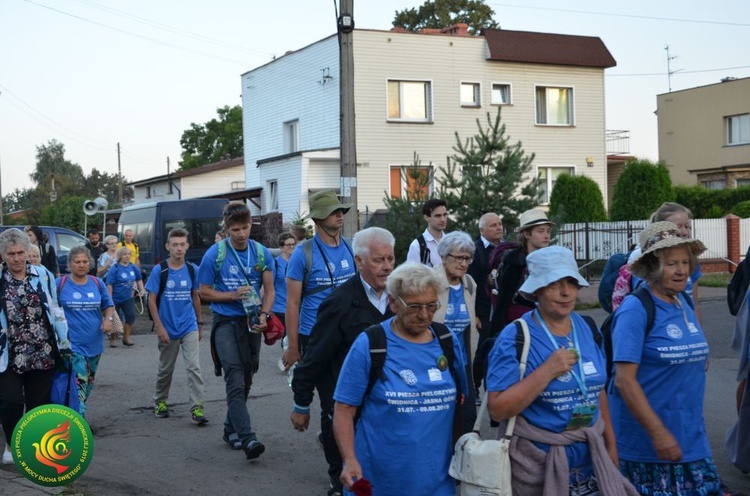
436;109;539;238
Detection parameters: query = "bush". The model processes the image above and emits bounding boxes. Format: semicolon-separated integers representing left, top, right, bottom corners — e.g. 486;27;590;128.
549;174;607;223
674;185;750;218
731;200;750;218
610;158;674;221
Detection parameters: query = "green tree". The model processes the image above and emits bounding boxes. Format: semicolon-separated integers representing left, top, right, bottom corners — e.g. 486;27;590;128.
2;187;35;213
382;154;435;263
393;0;498;35
82;168;133;205
40;195;87;233
610;158;675;221
179;105;243;170
549;174;607;223
435;109;539;238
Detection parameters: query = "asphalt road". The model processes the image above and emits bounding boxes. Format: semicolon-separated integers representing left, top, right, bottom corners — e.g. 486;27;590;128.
1;297;749;495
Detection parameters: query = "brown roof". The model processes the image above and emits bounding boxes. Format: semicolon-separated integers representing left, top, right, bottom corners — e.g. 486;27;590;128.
483;29;616;69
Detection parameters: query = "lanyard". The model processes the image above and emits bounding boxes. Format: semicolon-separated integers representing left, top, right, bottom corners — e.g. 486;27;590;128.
227;240;256;286
534;310;588;401
313;236;337;287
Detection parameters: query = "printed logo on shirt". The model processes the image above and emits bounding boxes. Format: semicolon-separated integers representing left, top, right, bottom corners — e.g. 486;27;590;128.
688;322;699;334
180;280;188;287
459;304;467;312
582;361;597;376
327;262;336;273
229;265;239;275
399;369;418;386
446;304;454;314
86;292;94;298
666;324;683;340
120;272;128;279
167;280;176;289
557;371;573;383
72;292;82;300
341;259;350;269
427;368;443;382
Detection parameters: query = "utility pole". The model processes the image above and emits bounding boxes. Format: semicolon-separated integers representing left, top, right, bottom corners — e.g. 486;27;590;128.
338;0;357;236
117;142;123;204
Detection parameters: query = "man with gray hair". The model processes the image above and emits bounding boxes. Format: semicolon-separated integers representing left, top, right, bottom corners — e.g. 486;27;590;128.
290;227;396;496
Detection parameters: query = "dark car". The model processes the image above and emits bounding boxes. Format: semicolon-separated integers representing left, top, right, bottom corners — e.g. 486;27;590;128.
0;225;87;274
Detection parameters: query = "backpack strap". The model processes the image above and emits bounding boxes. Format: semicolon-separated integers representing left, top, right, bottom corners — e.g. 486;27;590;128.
417;234;430;265
57;275;68;295
632;286;657;335
155;261;170;308
581;315;603;349
364;324;387;397
301;237;355;299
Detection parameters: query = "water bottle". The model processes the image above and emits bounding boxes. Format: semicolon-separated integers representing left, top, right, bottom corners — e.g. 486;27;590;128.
278;336;288;372
287;362;297;388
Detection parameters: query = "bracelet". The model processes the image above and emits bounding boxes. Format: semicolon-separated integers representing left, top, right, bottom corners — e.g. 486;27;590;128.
260;311;271;319
197;321;204;325
293;403;310;414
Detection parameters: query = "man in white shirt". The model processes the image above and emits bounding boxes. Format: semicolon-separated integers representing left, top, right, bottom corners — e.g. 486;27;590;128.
406;198;448;268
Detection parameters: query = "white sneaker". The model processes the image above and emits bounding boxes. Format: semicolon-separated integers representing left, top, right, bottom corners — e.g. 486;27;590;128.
2;447;13;464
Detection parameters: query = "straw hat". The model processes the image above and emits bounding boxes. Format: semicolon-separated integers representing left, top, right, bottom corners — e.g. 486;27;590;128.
514;209;556;233
629;221;706;278
305;190;352;220
518;246;588;297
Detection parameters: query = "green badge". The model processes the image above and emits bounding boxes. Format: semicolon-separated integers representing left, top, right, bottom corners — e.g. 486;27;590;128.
11;405;94;487
254;264;261;272
436;354;448;371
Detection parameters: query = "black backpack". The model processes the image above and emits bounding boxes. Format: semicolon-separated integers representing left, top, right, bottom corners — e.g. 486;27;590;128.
600;286;694;384
728;246;750;316
416;234;431;266
147;261;197;329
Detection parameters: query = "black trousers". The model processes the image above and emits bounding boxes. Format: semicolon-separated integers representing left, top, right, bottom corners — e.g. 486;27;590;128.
0;368;55;445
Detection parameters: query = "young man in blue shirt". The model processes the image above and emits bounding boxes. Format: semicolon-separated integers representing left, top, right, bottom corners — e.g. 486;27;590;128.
198;202;275;461
147;228;206;425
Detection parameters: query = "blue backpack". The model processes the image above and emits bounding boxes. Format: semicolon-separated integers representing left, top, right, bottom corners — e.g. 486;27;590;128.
598;252;630;313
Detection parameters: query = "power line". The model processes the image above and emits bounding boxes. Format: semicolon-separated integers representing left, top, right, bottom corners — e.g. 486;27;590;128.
24;0;252;67
608;64;750;77
489;2;750;27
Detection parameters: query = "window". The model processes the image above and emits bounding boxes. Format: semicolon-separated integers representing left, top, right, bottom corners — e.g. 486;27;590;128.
145;186;151;199
491;83;512;105
702;179;726;190
283;120;299;154
727;114;750;145
737;178;750;188
460;82;481;107
538;166;574;204
387;80;432;122
536;86;574;125
268;180;279;211
389;166;432;199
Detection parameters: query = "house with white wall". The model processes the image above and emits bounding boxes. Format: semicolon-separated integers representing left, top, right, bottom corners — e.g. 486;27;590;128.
241;26;616;224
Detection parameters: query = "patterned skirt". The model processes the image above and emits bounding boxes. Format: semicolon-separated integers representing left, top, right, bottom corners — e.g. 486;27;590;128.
619;458;724;495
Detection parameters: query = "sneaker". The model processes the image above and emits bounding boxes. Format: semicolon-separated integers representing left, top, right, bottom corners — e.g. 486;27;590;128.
154;401;169;418
191;407;208;425
2;447;12;464
327;481;343;496
244;439;265;460
222;432;243;450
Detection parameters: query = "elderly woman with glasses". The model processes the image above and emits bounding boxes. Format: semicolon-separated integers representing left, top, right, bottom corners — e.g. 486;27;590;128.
487;246;636;495
97;235;119;278
432;230;478;433
333;262;467;496
609;222;740;495
0;229;70;464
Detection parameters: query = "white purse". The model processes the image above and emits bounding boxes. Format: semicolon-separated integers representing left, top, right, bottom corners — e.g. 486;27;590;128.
449;319;531;496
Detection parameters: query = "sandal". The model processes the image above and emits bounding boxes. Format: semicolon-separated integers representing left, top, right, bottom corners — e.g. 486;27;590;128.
122;338;135;346
222;432;243;450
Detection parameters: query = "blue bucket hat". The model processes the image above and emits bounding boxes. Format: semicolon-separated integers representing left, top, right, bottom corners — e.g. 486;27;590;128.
518;246;588;297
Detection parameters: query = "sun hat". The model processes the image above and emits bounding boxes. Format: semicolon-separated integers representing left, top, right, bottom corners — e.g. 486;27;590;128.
518;245;588;297
514;209;556;233
629;221;706;278
305;190;352;220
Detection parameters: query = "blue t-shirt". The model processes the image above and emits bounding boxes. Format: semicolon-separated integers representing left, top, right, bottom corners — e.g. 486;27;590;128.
57;276;114;357
334;317;465;496
486;312;607;473
444;284;471;363
608;287;711;463
145;263;198;340
286;235;356;336
197;239;273;318
272;255;288;314
106;262;142;304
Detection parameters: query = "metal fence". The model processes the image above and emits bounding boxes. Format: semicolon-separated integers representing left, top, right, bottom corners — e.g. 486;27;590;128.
558;218;729;265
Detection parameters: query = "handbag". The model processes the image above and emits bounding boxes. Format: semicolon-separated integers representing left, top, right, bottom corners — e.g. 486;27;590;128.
110;311;124;337
50;363;81;412
449;318;531;496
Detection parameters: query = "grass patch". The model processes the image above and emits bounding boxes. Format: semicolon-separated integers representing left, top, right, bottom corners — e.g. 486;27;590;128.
699;272;731;288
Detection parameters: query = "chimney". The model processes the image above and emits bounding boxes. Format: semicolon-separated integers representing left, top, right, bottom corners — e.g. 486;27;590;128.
441;23;469;36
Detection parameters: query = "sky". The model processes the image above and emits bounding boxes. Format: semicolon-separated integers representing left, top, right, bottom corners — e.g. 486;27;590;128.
1;0;749;197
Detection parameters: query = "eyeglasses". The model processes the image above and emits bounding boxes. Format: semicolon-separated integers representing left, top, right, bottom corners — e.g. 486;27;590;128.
283;242;296;248
446;254;473;264
106;242;117;246
397;295;441;314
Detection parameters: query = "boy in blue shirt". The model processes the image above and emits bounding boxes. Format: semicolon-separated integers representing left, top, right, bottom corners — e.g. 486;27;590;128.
147;228;206;425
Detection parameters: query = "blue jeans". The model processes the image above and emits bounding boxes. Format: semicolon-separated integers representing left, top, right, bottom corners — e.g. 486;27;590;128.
212;316;261;446
115;297;136;324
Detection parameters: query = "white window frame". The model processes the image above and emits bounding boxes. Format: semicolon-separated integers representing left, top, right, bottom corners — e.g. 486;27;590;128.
386;79;433;123
490;82;512;105
268;180;279;211
283;120;299;154
537;165;575;204
702;179;727;190
535;85;575;126
460;81;481;108
388;164;434;199
727;114;750;145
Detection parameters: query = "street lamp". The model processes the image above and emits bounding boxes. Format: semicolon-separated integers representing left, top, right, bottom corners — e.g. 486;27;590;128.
49;174;57;203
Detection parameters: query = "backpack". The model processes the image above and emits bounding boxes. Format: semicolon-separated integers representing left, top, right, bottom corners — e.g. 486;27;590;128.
416;234;431;266
598;252;631;313
600;286;695;384
487;241;521;313
213;239;266;288
297;237;354;298
728;246;750;316
147;261;197;324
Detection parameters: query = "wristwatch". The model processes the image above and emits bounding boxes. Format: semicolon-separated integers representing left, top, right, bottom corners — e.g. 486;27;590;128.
261;312;271;320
